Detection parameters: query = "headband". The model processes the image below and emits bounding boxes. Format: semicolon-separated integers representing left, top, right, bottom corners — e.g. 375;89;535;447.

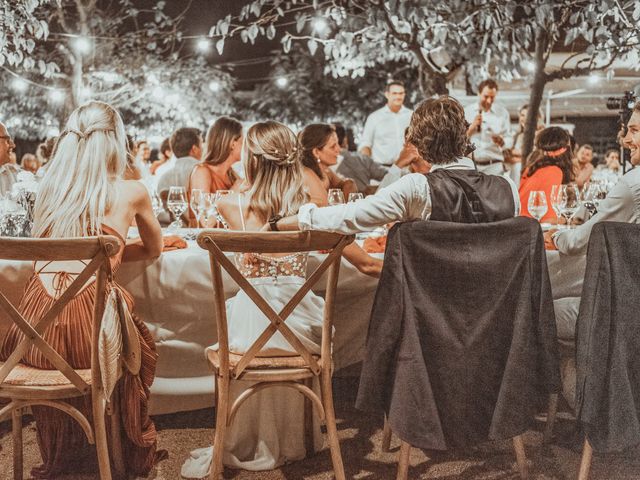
543;146;568;158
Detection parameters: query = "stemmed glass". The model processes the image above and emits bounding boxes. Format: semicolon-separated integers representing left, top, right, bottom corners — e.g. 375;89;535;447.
348;192;364;202
327;189;345;206
150;190;164;218
580;183;598;218
211;190;231;228
190;189;204;227
527;191;548;222
549;184;562;224
166;186;188;231
558;184;580;229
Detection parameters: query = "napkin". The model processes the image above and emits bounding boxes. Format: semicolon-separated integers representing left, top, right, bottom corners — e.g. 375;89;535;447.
363;235;387;254
162;235;188;251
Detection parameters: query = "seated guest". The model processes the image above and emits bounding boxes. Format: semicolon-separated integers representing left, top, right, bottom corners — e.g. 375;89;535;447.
335;123;388;191
546;103;640;256
270;96;520;233
150;137;173;175
0;101;170;478
123;134;142;180
0;121;20;196
157;127;203;194
181;120;378;478
21;153;41;174
378;130;431;188
573;144;594;188
299;123;358;205
519;126;575;223
507;104;544;186
592;148;623;185
189;116;243;195
35;136;57;176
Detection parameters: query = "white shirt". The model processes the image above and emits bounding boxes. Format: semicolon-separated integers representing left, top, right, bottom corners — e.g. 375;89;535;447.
464;102;510;163
361;105;413;165
0;163;21;197
554;167;640;255
298;157;520;234
153;155;176;180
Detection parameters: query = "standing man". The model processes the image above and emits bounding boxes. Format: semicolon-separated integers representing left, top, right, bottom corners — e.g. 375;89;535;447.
464;79;511;176
0;122;19;196
360;80;413;166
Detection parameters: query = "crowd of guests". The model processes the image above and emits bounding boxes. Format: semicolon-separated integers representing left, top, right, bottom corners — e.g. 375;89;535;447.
0;76;639;479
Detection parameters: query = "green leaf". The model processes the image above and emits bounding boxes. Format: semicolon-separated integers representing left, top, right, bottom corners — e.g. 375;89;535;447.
308;39;318;55
296;15;307;33
216;38;225;55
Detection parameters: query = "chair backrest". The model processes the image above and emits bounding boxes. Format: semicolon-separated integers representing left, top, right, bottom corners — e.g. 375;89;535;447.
575;221;640;452
0;236;121;394
197;230;353;378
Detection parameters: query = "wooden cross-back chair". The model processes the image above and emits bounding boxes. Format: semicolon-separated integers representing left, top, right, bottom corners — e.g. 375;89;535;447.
0;236;122;480
197;230;354;480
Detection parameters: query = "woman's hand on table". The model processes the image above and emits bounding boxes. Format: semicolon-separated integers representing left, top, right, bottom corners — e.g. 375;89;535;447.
162;235;188;251
543;229;558;250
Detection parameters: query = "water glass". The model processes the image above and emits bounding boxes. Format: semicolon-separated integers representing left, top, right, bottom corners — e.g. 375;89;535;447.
549;184;562;221
558;184;580;228
327;189;345;206
348;192;364;202
527;191;548;222
151;190;164;218
190;189;204;226
167;186;188;231
580;183;599;218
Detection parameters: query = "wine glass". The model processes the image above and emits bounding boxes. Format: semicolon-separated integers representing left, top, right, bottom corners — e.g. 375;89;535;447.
190;189;204;227
580;183;598;218
327;189;345;206
166;186;188;231
527;191;548;222
558;184;580;229
149;190;164;218
348;192;364;202
211;190;231;228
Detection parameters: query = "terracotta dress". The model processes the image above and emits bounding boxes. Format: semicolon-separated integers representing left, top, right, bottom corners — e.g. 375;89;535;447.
0;226;166;478
519;165;563;223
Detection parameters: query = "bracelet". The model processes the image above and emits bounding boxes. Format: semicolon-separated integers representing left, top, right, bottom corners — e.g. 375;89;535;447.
268;215;283;231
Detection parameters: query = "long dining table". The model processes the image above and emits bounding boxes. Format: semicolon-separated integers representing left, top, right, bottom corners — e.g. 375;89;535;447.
0;235;585;415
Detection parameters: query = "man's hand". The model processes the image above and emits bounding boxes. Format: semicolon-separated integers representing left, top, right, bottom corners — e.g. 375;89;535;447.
543;229;558;250
395;143;419;168
491;135;505;148
467;114;482;137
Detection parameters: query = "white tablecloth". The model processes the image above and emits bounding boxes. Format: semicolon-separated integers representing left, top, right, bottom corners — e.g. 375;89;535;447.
0;242;583;415
0;243;380;414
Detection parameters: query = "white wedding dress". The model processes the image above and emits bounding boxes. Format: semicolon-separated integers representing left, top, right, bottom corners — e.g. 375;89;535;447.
182;197;324;478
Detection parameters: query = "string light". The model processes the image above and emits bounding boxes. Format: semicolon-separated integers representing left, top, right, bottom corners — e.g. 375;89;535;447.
208;80;221;92
196;37;211;53
71;36;92;55
11;77;29;93
523;60;536;73
49;89;65;104
275;76;288;88
588;73;601;85
311;17;329;34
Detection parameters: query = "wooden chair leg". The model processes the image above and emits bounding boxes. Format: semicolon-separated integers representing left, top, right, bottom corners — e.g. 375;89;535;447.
512;434;529;479
381;414;393;452
93;394;113;480
108;390;126;479
396;440;411;480
320;372;345;480
303;378;315;457
210;374;229;480
12;408;23;480
577;439;593;480
543;393;558;445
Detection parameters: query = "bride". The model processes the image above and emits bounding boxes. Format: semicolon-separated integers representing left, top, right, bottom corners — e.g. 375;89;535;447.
182;120;376;476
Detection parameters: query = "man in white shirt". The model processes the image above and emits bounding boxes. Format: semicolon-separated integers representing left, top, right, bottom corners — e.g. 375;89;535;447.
360;81;413;166
464;79;511;176
0;122;20;197
157;127;203;194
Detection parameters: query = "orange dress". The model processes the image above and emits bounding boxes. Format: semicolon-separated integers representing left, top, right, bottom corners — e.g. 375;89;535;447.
0;226;166;478
518;165;563;223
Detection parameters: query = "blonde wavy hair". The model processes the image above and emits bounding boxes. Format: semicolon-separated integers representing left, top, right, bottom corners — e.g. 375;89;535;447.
243;121;307;221
34;101;127;238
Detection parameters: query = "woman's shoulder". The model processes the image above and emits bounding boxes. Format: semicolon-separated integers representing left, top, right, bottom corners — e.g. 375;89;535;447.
117;179;148;198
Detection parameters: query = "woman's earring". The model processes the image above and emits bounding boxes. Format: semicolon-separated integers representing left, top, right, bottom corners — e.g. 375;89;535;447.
316;157;321;163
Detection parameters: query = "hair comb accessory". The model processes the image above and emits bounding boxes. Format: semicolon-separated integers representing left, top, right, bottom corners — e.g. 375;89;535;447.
544;146;568;158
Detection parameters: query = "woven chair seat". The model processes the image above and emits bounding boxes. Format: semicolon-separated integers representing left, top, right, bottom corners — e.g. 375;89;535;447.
0;361;92;387
207;349;321;371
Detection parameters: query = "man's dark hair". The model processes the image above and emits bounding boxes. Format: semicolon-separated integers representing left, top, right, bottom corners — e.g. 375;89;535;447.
385;80;405;92
160;137;172;156
334;123;347;146
407;96;473;165
477;79;498;93
524;126;574;183
170;127;201;158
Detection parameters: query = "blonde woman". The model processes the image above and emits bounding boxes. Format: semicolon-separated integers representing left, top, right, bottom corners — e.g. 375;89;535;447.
189;116;243;194
0;101;171;478
182;121;376;477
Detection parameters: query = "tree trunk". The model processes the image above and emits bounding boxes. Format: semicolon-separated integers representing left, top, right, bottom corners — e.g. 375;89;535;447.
418;65;449;97
522;28;549;162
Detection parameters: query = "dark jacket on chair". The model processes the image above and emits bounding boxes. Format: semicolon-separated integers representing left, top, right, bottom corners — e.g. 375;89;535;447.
355;217;561;450
576;222;640;452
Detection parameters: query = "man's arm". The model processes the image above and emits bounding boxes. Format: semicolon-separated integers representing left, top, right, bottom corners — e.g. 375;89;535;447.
359;113;375;157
